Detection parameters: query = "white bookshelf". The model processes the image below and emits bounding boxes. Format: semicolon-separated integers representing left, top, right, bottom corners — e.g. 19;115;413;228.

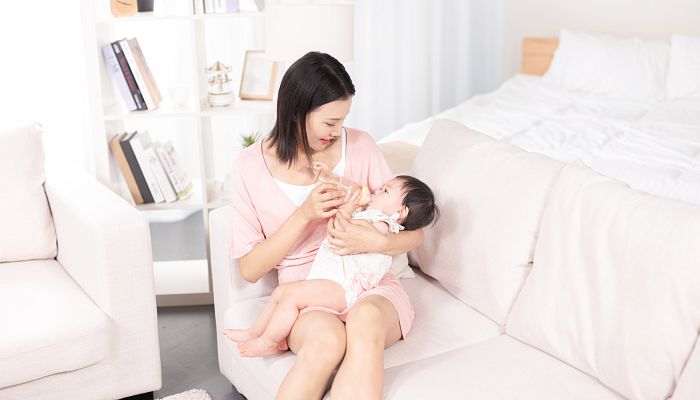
81;0;276;306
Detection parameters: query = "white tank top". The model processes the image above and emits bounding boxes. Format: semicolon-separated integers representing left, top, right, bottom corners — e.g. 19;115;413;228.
275;128;347;207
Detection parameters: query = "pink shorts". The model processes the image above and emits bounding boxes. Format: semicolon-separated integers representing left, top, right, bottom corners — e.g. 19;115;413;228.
278;267;415;338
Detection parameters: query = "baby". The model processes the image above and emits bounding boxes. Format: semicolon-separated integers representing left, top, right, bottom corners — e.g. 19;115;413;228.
224;175;438;357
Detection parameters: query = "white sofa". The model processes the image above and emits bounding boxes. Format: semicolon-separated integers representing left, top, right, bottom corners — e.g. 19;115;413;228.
0;123;162;400
209;119;700;399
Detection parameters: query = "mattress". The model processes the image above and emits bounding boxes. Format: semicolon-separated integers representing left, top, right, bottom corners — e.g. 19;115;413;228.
380;75;700;204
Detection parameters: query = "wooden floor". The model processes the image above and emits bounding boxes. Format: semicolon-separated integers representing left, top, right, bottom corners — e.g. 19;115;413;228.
154;305;246;400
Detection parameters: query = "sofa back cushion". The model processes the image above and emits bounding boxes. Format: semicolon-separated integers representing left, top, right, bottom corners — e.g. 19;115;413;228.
0;123;56;262
410;120;564;324
506;163;700;400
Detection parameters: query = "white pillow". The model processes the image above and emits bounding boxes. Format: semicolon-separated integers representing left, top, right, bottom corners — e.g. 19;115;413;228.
410;120;564;324
543;30;670;99
389;252;415;279
507;163;700;400
666;35;700;99
0;123;57;262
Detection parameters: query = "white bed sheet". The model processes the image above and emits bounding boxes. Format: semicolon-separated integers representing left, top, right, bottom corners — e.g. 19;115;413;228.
380;75;700;204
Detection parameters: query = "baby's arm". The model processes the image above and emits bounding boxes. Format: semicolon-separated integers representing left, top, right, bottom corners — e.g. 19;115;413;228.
334;189;363;229
372;221;390;235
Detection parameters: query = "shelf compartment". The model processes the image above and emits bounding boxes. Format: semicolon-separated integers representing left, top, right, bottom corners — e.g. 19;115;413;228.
96;11;264;24
200;99;275;117
96;13;193;24
104;105;198;120
135;187;203;211
153;259;209;295
193;11;265;21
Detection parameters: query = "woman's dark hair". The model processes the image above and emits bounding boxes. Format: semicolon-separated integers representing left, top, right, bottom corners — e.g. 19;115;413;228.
268;51;355;166
397;175;439;231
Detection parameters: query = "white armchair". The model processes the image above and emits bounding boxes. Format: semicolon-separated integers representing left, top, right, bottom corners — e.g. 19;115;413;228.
0;123;161;400
209;205;279;398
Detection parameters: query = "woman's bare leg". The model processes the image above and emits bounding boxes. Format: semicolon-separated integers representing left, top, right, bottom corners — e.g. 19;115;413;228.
276;310;346;400
329;295;401;400
237;280;347;356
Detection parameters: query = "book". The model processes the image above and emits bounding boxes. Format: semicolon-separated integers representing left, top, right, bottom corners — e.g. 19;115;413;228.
155;141;193;200
101;44;138;111
127;38;162;109
119;38;156;110
203;0;214;13
119;132;154;203
109;132;144;204
193;0;204;14
212;0;238;12
111;41;146;110
146;144;177;203
137;132;177;203
129;132;165;203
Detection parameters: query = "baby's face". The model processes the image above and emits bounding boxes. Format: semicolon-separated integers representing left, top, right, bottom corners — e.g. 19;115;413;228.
369;178;405;217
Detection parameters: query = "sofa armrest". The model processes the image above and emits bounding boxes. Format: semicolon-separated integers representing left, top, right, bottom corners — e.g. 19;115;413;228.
44;171;161;393
674;334;700;399
209;205;276;326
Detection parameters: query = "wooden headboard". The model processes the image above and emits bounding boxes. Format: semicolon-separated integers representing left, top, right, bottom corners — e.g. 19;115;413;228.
521;38;559;76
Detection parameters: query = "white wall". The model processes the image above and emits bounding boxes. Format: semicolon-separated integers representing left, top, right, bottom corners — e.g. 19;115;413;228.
0;1;92;174
502;0;700;79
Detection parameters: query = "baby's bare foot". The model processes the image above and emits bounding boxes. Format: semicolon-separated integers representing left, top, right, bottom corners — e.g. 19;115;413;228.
223;329;258;342
237;337;285;357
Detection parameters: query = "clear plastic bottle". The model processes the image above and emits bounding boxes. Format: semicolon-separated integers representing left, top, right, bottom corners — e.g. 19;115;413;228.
312;161;372;206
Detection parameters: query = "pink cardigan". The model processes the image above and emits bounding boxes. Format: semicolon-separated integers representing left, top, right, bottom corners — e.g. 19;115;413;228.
229;128;394;284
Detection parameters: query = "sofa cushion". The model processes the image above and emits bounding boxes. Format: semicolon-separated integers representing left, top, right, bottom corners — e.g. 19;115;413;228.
382;336;623;399
410;119;564;324
506;163;700;400
222;272;503;397
0;123;57;262
0;259;113;387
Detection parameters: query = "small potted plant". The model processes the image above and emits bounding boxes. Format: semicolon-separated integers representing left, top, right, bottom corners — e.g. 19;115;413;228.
240;131;262;148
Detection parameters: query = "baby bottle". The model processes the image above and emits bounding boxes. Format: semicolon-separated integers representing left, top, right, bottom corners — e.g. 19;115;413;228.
312;161;372;206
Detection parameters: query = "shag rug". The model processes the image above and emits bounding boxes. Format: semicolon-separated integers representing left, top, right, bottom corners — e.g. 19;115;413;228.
156;389;213;400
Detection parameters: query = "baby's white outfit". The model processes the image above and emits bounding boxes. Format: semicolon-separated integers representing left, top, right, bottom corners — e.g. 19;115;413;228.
306;208;404;307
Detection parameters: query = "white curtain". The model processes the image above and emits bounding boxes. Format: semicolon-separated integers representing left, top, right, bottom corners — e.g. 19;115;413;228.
345;0;503;140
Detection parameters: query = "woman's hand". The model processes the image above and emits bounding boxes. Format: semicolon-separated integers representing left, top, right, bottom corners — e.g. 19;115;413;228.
298;183;346;223
326;213;388;255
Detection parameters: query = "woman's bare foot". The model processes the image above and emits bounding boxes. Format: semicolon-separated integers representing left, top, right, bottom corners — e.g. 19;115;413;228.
223;328;258;342
236;336;286;357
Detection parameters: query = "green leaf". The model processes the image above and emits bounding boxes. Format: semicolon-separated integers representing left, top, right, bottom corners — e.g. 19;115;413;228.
241;131;262;148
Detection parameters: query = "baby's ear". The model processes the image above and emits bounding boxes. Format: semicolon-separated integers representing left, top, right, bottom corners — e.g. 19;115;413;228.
398;205;409;221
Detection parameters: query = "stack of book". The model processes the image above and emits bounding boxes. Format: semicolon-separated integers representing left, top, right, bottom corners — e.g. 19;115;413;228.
101;38;162;111
109;131;193;204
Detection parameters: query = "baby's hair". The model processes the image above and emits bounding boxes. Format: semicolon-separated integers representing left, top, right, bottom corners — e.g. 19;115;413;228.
396;175;439;231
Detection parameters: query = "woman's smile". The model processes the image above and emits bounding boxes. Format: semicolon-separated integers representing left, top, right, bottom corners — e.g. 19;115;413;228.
320;137;336;146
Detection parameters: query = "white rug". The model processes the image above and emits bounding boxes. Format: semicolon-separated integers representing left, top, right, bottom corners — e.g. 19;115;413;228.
156;389;213;400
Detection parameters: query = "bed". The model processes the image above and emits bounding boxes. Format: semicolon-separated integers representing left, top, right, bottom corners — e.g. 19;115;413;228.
379;33;700;205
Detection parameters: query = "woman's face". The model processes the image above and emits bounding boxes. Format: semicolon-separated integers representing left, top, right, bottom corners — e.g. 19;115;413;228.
305;97;352;152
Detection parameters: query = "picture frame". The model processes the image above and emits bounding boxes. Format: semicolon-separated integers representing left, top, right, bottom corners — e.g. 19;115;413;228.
239;50;278;100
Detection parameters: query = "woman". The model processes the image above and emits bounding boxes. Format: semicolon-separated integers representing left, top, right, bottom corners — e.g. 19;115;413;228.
230;52;422;399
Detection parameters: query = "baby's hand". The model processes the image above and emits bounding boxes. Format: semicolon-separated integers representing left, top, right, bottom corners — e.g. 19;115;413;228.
337;189;360;217
343;187;361;205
